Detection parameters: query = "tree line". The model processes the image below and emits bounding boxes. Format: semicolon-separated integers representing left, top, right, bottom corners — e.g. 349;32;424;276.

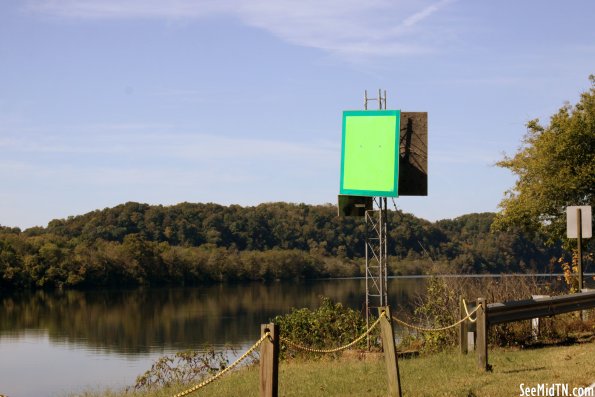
0;202;561;290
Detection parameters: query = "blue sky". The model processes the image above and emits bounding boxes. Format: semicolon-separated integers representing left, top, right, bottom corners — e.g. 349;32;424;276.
1;0;594;229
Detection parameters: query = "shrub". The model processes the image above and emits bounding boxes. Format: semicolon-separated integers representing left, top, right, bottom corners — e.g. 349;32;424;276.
411;277;459;352
272;296;378;358
400;275;582;352
131;347;236;391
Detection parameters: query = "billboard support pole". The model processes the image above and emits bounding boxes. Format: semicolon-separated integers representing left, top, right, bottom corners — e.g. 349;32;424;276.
365;197;389;349
577;207;583;293
364;89;390;349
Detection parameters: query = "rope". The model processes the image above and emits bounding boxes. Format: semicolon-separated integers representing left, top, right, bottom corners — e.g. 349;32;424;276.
462;299;477;323
169;302;479;395
171;331;270;397
281;312;385;354
392;304;480;332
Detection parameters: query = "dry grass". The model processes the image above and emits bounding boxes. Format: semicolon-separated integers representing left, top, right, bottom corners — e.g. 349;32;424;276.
80;340;595;397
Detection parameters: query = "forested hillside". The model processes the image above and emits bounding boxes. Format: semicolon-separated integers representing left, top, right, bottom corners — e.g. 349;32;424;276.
0;202;561;289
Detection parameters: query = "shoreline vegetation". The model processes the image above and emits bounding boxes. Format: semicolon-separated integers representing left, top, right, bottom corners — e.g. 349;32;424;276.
0;201;575;291
71;277;594;397
82;276;594;397
82;341;595;397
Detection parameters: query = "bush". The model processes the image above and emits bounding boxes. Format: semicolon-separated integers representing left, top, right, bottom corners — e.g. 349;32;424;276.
410;277;460;353
272;296;378;358
400;275;584;352
131;347;237;391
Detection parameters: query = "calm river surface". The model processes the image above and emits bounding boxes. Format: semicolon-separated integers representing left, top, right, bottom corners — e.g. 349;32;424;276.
1;275;591;397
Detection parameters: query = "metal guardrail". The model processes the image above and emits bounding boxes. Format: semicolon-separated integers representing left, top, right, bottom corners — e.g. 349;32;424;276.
487;290;595;325
465;290;595;371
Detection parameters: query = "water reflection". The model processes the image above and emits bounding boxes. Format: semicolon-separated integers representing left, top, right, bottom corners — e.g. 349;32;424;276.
0;279;425;355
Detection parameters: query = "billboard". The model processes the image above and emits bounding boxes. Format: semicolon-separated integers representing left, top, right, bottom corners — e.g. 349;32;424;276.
339;110;401;197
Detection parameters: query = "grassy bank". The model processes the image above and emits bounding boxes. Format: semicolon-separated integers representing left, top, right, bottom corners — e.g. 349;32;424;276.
86;341;595;397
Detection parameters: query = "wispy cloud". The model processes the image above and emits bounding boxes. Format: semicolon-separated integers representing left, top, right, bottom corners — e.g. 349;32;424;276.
1;127;336;162
0;126;338;194
25;0;459;57
24;0;226;19
401;0;454;28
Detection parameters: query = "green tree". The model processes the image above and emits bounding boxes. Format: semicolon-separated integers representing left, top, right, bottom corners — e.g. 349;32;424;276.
493;76;595;244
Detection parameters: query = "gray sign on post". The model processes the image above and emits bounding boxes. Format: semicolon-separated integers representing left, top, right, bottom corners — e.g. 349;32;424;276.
567;206;592;238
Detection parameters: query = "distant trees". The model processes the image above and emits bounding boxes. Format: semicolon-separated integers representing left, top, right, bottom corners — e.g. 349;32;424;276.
493;76;595;245
0;202;560;290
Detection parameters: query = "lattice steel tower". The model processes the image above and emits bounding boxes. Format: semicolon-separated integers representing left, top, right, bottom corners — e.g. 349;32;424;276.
364;89;390;341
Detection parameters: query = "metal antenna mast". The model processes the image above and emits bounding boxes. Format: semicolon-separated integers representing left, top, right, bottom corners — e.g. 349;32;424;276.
364;89;389;347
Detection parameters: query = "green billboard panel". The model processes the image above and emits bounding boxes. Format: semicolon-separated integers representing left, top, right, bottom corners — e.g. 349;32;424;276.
340;110;401;197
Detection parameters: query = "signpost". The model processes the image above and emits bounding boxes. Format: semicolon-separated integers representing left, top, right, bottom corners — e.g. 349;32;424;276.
567;206;592;292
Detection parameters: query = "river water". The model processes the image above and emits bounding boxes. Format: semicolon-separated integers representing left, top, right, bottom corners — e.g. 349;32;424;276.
0;275;591;396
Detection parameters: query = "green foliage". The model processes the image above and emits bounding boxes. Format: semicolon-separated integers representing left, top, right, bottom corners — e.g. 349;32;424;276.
401;275;585;352
494;75;595;246
131;348;232;391
272;296;376;358
412;277;459;352
436;213;558;273
0;201;562;290
559;250;594;293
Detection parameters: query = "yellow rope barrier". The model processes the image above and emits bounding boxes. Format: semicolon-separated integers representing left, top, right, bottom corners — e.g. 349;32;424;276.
462;299;477;323
392;304;480;333
169;301;479;396
171;331;270;397
280;312;385;354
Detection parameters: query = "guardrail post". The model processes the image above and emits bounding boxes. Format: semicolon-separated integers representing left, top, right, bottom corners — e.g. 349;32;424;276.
378;306;402;397
583;289;593;320
531;295;549;340
577;207;583;293
476;298;489;371
459;296;468;354
260;323;279;397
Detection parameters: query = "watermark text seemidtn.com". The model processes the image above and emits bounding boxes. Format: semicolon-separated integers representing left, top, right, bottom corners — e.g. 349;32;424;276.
520;383;594;397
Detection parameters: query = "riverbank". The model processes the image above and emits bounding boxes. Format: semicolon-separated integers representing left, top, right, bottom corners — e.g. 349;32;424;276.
85;341;595;397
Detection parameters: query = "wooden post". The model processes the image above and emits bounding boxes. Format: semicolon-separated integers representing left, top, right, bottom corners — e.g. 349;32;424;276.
476;298;489;371
459;296;468;354
378;306;402;397
260;323;279;397
577;208;583;293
